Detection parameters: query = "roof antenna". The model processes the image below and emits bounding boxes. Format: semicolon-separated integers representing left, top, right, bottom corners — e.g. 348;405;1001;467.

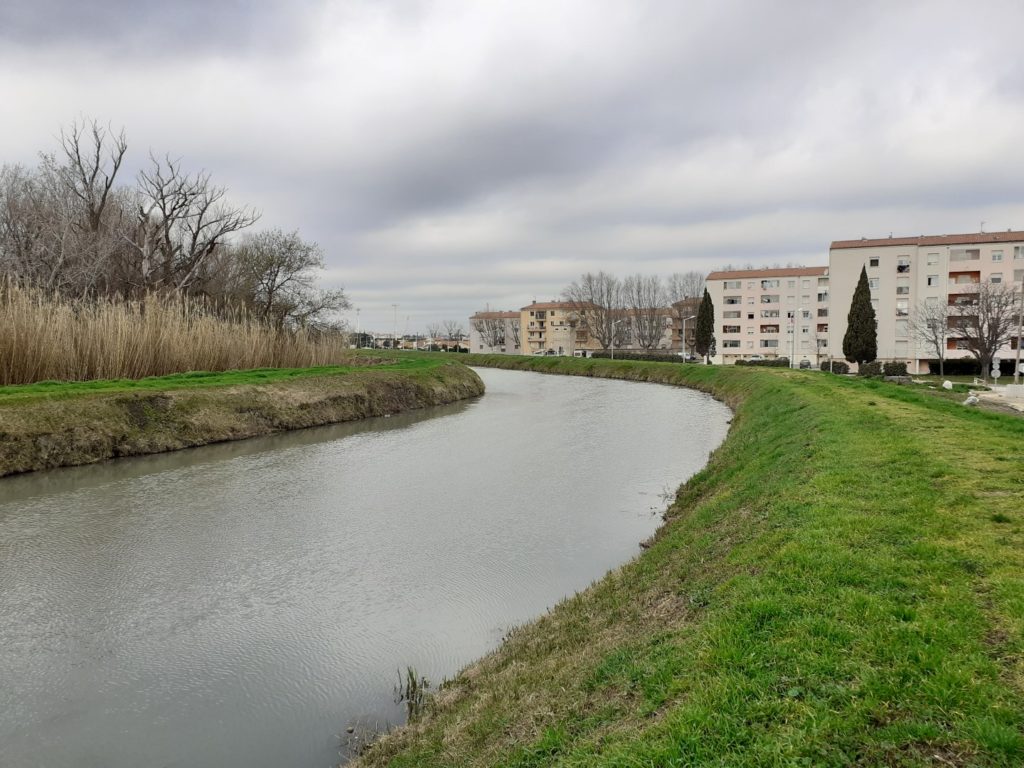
980;220;985;233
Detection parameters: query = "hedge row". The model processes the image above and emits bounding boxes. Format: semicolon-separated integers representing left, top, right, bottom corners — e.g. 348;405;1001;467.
589;351;684;362
923;358;1020;376
735;358;790;367
820;361;850;374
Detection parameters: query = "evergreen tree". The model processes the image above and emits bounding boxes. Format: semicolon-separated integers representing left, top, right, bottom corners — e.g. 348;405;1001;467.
843;265;877;364
694;287;715;363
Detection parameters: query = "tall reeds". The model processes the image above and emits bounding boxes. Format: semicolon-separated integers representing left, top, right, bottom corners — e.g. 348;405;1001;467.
0;280;354;385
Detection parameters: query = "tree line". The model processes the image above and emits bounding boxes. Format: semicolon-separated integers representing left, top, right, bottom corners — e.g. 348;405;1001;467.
0;119;348;330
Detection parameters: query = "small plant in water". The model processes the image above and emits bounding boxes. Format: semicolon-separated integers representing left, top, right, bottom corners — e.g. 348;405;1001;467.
394;666;431;722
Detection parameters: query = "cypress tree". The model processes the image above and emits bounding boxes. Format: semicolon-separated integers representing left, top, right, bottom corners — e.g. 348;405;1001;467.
695;287;715;363
843;265;877;364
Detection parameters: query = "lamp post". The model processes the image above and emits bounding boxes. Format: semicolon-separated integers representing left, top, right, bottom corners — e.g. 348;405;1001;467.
680;314;697;359
1015;272;1023;386
790;308;804;368
610;318;624;360
566;312;579;357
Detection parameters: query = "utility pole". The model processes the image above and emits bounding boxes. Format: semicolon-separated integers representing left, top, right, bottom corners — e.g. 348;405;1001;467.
392;303;398;350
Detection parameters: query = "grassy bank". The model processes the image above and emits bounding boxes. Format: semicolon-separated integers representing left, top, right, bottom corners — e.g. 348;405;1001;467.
0;357;482;477
355;355;1024;767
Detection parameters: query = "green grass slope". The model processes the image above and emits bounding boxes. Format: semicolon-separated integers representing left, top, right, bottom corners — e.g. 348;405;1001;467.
356;356;1024;767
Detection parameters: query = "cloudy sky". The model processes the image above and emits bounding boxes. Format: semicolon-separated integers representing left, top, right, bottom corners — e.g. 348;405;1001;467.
3;0;1023;332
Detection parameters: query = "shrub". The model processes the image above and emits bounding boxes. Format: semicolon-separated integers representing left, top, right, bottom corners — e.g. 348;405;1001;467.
882;361;908;376
924;358;1019;377
859;361;884;377
736;358;790;367
820;361;850;374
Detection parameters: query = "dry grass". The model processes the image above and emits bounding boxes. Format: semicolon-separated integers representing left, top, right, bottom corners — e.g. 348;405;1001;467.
0;280;354;385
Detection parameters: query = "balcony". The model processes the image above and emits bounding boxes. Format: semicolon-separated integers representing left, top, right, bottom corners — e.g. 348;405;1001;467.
760;325;780;334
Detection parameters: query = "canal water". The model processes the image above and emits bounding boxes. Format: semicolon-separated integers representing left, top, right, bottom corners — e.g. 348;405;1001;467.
0;368;730;767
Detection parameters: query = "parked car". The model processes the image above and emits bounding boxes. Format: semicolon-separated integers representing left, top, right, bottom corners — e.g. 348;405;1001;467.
798;359;812;369
748;354;765;362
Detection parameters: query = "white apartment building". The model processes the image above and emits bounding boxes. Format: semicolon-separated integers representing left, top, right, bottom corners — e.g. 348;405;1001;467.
468;311;521;354
828;231;1024;372
706;267;831;365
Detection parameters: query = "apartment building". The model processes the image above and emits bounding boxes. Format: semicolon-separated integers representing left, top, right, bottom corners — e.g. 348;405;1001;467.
468;311;521;354
520;301;603;355
706;267;832;365
828;231;1024;372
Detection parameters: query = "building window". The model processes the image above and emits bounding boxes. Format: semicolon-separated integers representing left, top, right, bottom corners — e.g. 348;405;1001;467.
895;319;909;338
747;312;755;319
817;308;828;317
722;340;741;348
896;286;910;295
801;295;810;303
818;277;828;286
993;250;1003;262
761;279;780;289
746;341;754;349
1015;246;1024;260
761;295;780;304
869;278;879;290
788;280;796;288
722;325;741;333
761;309;780;318
927;252;939;265
724;310;741;319
817;292;829;302
724;280;742;289
724;295;741;305
760;339;779;348
871;299;879;310
950;248;980;262
990;273;1003;284
896;299;909;316
927;275;939;287
747;281;756;289
1015;269;1024;283
869;257;879;268
897;257;911;273
802;279;811;288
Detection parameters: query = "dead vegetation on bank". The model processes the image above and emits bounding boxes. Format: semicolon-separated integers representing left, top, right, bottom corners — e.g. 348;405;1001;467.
0;280;355;386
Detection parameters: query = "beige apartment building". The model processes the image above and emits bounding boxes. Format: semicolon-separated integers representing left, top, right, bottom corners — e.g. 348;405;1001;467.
520;301;602;355
706;267;832;365
828;231;1024;372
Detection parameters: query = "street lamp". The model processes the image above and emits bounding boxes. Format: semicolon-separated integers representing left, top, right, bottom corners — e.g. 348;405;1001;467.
680;314;697;359
610;318;625;360
790;308;805;368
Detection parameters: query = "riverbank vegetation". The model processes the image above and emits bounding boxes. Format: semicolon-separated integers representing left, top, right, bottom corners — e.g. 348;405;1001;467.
0;357;482;476
1;119;350;385
0;280;356;385
355;355;1024;767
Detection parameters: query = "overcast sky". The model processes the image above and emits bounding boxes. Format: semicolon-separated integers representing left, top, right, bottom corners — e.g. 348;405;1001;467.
3;0;1023;332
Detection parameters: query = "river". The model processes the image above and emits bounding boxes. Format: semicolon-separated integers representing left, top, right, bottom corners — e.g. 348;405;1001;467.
0;367;730;767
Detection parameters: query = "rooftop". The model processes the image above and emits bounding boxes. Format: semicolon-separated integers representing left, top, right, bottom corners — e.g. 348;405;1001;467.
831;231;1024;250
469;311;519;319
707;266;828;281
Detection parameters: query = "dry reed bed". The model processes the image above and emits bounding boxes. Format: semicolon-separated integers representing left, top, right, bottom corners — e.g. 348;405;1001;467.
0;281;354;385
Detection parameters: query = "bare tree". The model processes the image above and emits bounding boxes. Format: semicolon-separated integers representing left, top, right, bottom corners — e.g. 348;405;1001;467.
666;270;705;302
471;314;505;349
909;300;952;377
131;154;259;292
425;322;443;342
623;274;668;349
507;316;521;350
59;118;127;234
232;229;348;329
950;283;1018;379
442;320;464;340
562;271;623;350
